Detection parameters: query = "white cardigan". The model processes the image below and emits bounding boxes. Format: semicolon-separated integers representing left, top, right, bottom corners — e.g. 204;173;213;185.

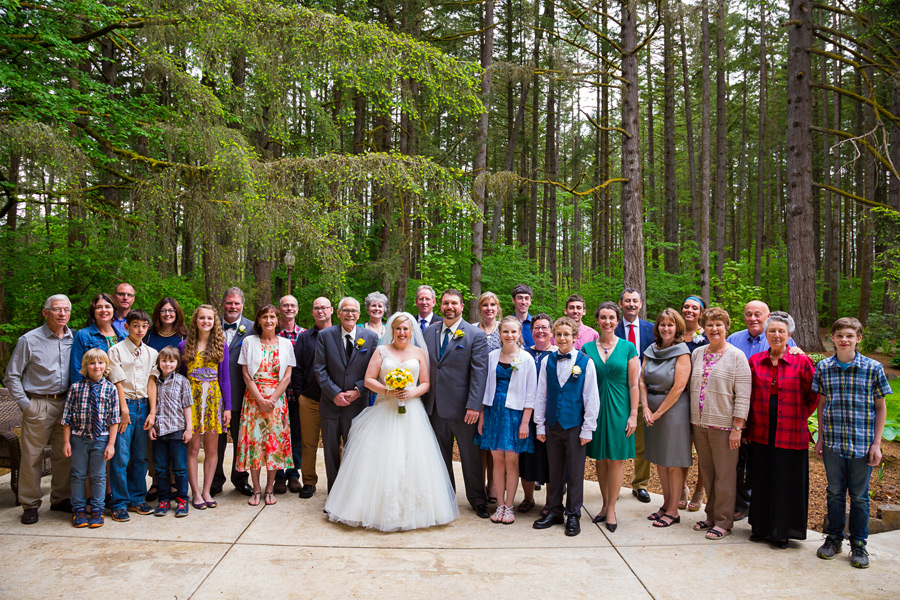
481;347;537;411
238;335;296;381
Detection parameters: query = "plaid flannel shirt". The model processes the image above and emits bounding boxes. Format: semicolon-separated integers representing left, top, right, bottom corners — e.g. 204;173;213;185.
747;351;818;450
60;378;121;438
812;352;892;459
155;372;193;437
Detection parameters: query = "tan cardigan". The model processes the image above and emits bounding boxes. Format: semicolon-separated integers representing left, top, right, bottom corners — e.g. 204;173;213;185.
689;343;751;429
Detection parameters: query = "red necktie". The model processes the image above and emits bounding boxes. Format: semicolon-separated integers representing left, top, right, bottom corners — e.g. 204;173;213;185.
628;323;636;346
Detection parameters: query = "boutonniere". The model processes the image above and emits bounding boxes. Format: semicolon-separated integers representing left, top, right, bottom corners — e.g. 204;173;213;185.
572;365;582;378
453;329;465;340
510;357;522;371
692;329;705;344
356;338;367;353
237;325;246;335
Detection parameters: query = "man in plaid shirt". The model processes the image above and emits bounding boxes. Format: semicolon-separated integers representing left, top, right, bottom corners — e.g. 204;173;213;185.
274;294;306;493
812;317;891;569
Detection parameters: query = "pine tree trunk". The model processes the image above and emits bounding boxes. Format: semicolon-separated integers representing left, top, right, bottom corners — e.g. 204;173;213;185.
699;0;712;303
470;0;493;318
678;4;699;255
663;0;678;273
544;0;557;290
714;0;727;299
754;6;768;287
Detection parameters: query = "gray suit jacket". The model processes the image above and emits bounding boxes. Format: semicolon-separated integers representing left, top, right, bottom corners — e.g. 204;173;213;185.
224;316;254;410
423;319;489;419
314;325;379;415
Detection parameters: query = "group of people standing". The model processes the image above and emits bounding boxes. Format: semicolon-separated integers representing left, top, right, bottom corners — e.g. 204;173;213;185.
2;282;890;568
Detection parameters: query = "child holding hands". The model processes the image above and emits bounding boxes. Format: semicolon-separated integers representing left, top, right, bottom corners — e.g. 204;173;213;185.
61;348;121;528
475;316;536;524
150;346;194;517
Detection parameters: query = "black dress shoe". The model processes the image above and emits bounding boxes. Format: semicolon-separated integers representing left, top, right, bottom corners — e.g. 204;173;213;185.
533;512;565;529
298;484;316;499
749;533;766;543
474;504;491;519
235;482;254;497
632;489;651;503
209;487;222;498
592;514;607;524
50;498;72;513
774;539;790;549
605;521;617;533
273;479;288;494
21;508;39;525
565;515;581;537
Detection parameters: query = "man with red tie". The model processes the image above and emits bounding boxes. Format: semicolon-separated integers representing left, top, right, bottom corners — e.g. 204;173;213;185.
614;288;655;504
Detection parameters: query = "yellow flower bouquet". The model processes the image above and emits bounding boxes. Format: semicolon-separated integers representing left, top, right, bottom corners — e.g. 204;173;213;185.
384;367;414;414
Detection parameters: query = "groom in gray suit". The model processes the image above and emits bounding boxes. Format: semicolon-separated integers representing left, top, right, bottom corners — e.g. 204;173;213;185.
423;289;491;518
314;297;379;492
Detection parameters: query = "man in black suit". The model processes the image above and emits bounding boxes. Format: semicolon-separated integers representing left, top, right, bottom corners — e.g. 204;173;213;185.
415;285;438;333
211;287;254;497
615;287;655;504
423;289;490;518
313;297;379;492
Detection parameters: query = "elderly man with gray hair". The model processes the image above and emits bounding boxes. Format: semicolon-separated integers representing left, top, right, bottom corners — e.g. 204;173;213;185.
313;297;379;491
3;294;75;524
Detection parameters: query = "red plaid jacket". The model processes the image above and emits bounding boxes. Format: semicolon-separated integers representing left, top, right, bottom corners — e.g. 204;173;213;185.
747;350;817;450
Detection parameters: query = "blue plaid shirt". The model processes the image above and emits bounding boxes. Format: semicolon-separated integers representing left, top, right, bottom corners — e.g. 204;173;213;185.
155;372;193;437
60;378;121;438
812;352;892;459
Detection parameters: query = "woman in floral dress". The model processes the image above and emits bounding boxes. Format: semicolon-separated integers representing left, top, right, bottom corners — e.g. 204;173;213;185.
238;305;296;507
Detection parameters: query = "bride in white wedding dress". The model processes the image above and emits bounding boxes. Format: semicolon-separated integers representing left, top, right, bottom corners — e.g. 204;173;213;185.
323;312;459;531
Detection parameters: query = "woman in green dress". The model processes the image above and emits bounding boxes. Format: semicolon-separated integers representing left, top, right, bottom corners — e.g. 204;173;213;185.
583;301;640;532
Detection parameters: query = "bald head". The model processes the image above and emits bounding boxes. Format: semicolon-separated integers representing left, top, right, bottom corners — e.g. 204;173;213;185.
278;295;299;325
744;300;770;337
312;296;333;329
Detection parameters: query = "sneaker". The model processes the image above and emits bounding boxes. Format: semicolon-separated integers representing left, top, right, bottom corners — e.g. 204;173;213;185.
817;536;842;560
155;501;171;517
72;511;89;528
128;502;154;515
174;497;189;518
110;507;130;522
89;509;104;528
850;541;869;568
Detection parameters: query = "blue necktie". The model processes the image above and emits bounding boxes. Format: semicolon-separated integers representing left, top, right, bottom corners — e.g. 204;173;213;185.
89;382;103;438
440;329;451;358
420;318;427;333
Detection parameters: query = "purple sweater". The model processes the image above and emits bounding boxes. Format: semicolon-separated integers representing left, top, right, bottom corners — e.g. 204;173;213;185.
178;339;232;411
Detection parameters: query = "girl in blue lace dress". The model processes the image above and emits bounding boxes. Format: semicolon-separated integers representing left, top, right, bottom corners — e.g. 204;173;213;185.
475;316;537;524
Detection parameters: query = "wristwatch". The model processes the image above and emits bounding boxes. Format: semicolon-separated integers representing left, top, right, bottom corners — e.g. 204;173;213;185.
733;425;743;432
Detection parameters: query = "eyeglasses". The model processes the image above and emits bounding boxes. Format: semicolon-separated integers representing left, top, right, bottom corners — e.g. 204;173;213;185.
47;307;71;314
340;309;360;315
313;306;331;312
533;326;551;331
159;309;176;315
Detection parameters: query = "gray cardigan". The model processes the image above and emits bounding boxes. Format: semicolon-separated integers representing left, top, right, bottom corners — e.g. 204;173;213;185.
689;343;751;429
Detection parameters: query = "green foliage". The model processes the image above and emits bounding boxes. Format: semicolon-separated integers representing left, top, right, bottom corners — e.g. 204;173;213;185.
860;313;899;354
711;261;763;320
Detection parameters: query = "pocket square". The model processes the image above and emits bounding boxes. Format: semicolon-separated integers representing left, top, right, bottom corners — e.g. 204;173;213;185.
456;344;465;349
359;348;368;354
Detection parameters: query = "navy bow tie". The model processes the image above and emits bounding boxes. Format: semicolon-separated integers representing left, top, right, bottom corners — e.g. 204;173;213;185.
557;352;572;360
224;322;238;331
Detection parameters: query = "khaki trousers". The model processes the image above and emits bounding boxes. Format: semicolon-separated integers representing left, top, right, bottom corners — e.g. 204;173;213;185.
298;395;321;486
631;409;651;490
692;424;739;531
18;397;71;508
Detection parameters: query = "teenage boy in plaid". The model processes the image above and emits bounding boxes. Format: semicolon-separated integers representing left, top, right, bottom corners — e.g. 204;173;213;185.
813;317;891;569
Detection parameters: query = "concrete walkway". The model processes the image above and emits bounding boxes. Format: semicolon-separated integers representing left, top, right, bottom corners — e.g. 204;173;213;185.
0;449;897;599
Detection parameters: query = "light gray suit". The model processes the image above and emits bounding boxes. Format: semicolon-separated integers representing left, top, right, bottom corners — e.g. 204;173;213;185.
314;325;379;492
424;318;489;508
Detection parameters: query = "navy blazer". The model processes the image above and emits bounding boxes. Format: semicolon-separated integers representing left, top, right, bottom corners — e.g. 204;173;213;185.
615;318;655;361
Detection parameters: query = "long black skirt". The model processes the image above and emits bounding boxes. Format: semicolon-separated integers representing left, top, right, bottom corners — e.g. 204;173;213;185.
519;422;550;485
748;441;809;541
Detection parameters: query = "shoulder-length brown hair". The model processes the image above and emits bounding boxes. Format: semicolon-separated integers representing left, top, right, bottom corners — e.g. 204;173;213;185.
85;293;117;327
150;297;188;337
183;304;225;364
653;308;686;346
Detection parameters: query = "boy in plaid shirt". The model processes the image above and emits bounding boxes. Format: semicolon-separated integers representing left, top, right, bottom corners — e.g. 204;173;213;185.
813;317;891;568
61;348;121;528
150;346;193;517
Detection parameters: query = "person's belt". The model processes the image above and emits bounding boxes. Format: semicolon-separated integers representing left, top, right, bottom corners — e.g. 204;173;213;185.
28;392;66;400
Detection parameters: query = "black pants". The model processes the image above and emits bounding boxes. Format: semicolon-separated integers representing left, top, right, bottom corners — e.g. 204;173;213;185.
546;424;586;518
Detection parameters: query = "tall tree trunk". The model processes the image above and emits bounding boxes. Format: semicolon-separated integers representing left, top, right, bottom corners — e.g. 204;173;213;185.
620;0;646;304
544;0;558;290
646;45;658;267
528;0;542;262
699;0;712;304
754;6;768;287
713;0;727;299
679;4;699;253
885;79;900;316
601;0;611;275
785;0;823;351
735;57;748;262
663;0;678;273
470;0;493;318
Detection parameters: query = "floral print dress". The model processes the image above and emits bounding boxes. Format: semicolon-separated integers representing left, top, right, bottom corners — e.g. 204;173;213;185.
237;344;293;471
186;352;224;434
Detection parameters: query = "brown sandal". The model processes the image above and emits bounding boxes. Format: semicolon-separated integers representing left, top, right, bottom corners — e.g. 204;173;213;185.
248;492;261;506
693;520;713;531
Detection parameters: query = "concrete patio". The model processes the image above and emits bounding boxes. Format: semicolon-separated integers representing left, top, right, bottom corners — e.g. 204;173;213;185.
0;448;897;599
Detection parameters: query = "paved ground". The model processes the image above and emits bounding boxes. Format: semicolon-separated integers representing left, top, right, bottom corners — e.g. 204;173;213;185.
0;448;897;599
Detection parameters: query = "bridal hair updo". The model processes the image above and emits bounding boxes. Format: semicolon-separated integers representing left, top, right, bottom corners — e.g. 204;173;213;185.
390;313;413;331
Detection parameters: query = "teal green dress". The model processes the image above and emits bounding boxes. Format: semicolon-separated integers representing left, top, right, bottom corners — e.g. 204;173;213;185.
584;339;638;461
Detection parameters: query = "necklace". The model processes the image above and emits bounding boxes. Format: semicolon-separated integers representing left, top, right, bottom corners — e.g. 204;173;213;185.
599;339;615;354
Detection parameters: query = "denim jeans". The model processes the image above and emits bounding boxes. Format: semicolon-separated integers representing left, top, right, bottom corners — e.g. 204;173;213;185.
109;398;149;509
823;446;872;543
276;399;302;481
70;434;110;512
153;430;189;501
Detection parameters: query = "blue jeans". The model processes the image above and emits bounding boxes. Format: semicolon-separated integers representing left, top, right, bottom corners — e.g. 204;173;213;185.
109;398;149;510
276;399;302;481
152;430;188;501
70;434;110;512
823;446;872;543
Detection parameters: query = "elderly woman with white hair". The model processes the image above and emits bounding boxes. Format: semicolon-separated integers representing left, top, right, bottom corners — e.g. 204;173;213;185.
363;291;389;341
746;311;817;549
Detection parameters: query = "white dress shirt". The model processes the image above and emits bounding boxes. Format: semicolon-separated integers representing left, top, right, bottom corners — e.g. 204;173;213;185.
533;349;600;439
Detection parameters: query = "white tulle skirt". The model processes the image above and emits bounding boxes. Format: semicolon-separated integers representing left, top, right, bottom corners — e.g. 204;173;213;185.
323;396;460;532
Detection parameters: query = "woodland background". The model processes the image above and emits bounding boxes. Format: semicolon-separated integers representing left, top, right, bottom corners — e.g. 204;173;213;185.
2;0;900;369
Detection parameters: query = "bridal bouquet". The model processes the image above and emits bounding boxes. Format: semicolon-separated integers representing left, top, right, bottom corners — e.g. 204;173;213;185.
384;367;414;414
